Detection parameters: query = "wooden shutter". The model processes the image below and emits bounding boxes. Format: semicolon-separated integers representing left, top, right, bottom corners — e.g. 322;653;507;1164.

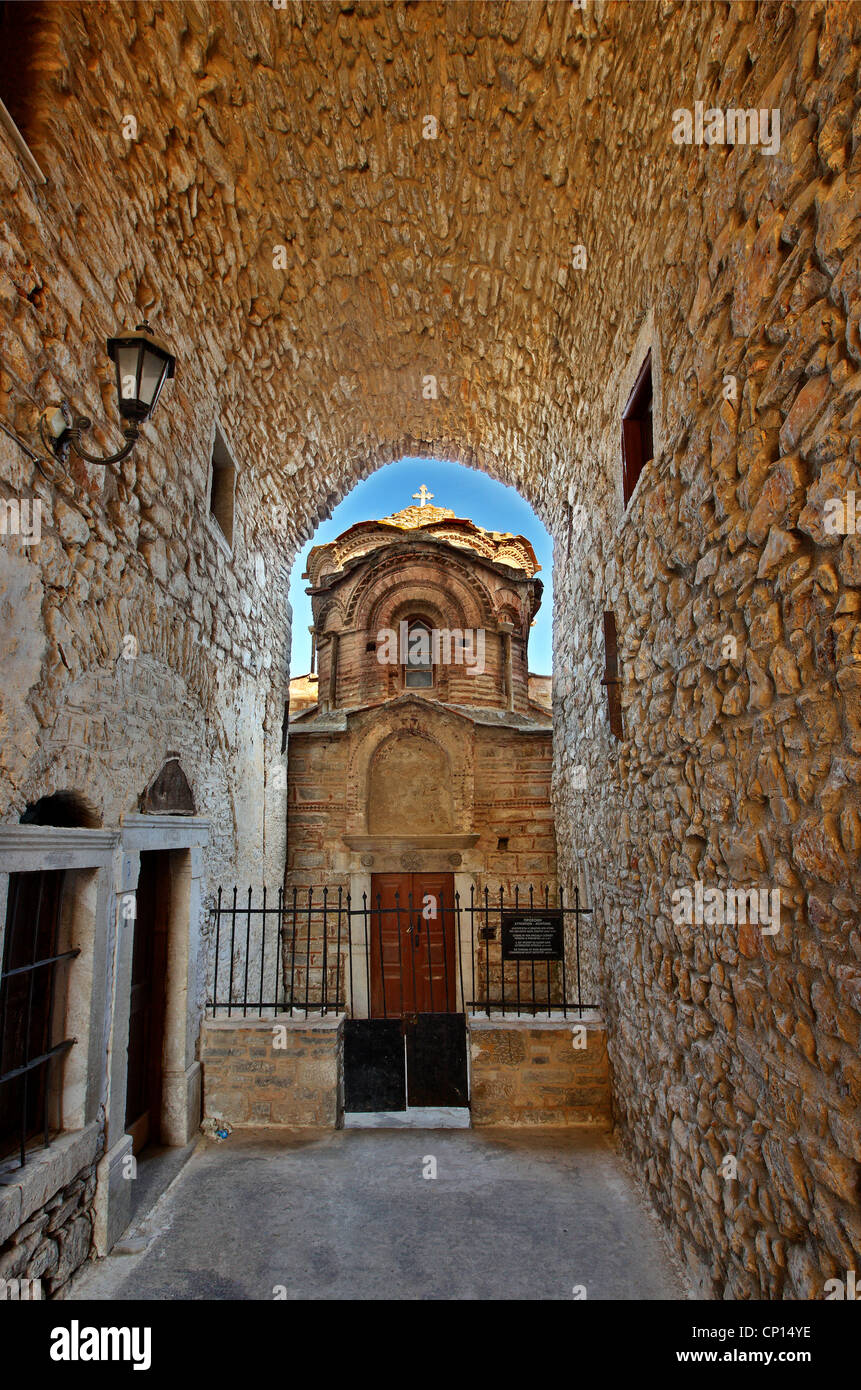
621;351;653;507
601;611;623;739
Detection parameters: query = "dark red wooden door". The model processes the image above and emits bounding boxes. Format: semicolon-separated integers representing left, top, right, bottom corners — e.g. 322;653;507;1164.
125;852;169;1153
369;872;456;1017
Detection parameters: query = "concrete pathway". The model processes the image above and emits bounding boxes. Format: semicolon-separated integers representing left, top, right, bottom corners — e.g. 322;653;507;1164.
69;1128;687;1301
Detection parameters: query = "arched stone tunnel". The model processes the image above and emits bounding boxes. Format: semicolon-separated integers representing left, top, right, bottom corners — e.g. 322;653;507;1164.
0;0;859;1302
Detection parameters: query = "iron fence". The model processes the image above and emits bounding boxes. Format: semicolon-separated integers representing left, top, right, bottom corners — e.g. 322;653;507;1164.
206;883;596;1020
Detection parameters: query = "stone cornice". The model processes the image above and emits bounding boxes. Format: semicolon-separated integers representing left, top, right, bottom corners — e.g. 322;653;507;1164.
0;825;120;860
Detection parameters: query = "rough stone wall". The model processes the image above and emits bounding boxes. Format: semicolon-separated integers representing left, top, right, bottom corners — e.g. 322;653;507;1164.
0;4;295;1087
0;6;292;903
0;1158;96;1296
552;3;861;1298
0;0;858;1300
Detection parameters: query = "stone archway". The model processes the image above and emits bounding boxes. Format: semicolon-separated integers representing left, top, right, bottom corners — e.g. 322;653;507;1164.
1;0;857;1305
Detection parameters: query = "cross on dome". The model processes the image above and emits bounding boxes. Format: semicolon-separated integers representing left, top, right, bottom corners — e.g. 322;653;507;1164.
412;484;434;507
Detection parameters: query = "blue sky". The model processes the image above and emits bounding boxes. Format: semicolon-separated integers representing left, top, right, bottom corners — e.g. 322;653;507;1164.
288;456;553;675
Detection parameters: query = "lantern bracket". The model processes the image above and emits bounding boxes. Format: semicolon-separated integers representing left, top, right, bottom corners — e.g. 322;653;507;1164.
33;318;174;470
38;404;141;467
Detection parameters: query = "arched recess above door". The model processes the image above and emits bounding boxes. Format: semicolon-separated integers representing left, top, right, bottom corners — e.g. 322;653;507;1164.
367;732;453;836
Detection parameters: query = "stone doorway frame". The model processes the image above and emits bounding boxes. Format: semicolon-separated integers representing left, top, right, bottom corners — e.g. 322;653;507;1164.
347;851;477;1019
99;812;209;1251
0;824;118;1264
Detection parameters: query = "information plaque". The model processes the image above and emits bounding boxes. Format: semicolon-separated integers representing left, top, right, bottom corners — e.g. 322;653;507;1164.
500;910;564;962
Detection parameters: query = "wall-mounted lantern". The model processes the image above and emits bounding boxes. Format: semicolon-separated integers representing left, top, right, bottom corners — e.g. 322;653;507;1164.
38;319;176;466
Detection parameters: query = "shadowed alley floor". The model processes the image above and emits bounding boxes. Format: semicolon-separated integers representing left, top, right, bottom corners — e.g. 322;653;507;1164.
68;1128;688;1301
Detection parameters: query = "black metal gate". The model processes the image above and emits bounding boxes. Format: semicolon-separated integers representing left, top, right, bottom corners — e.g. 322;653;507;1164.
343;1012;468;1113
343;1018;405;1112
405;1012;468;1107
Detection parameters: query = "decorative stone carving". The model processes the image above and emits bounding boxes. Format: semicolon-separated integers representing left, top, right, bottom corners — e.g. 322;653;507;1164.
447;852;462;867
139;757;196;815
400;852;421;871
360;853;374;867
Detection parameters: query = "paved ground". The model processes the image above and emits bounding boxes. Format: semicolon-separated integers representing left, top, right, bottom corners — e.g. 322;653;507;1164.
69;1128;687;1301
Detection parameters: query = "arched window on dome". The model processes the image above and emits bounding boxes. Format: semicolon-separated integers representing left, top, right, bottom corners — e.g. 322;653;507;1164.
403;619;434;689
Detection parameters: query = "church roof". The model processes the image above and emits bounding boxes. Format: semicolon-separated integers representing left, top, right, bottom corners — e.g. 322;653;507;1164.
381;503;456;528
289;695;552;734
304;491;540;586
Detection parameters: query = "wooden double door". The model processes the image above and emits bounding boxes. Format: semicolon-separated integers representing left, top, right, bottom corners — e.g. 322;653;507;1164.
369;872;457;1018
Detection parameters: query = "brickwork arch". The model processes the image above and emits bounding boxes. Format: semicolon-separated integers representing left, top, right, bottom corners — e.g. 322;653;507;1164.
345;545;497;632
344;700;475;839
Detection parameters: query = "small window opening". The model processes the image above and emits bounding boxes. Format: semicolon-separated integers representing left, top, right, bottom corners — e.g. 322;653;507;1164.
621;352;653;508
0;3;43;150
601;611;624;740
0;869;73;1166
497;836;509;851
209;423;236;548
404;620;434;689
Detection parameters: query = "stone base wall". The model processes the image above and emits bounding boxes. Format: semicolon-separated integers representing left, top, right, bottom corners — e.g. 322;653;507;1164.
0;1124;102;1299
201;1015;344;1128
0;1159;96;1298
469;1017;612;1127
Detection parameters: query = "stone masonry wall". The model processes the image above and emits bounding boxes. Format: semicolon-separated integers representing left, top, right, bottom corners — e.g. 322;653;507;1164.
285;731;350;886
470;1019;611;1128
473;727;557;888
0;0;858;1302
201;1016;343;1128
0;1157;97;1297
0;2;294;904
552;2;861;1299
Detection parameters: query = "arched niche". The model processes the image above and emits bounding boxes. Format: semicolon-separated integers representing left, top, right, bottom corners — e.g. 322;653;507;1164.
20;790;102;828
367;732;454;835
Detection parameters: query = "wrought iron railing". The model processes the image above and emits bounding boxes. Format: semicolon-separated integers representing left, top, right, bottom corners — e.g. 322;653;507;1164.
206;884;596;1020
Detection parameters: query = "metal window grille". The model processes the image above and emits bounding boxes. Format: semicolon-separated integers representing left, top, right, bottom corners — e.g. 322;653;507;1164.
0;871;78;1168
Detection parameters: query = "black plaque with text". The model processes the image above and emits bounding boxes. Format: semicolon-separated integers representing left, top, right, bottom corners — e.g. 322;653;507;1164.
501;910;564;961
